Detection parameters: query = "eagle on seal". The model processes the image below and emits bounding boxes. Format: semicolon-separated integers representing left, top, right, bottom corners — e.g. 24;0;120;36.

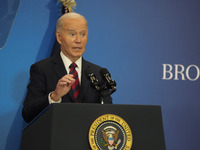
101;126;121;149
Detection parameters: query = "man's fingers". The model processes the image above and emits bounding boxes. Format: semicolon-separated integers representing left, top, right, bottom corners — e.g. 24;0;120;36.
58;80;74;86
58;77;75;86
61;74;75;80
63;74;74;79
52;74;76;100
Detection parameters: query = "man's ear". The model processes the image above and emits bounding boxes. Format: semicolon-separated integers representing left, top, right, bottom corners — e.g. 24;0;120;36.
56;30;62;45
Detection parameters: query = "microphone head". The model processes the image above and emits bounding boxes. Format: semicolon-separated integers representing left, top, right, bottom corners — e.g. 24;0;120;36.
100;68;110;77
85;68;100;90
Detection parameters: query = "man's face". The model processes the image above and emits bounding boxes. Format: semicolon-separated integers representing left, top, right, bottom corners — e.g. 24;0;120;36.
56;17;88;62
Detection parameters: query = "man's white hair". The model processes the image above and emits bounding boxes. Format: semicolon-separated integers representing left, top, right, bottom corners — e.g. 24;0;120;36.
56;12;87;31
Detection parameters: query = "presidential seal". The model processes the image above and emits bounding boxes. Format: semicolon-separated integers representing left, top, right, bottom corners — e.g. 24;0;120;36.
89;114;133;150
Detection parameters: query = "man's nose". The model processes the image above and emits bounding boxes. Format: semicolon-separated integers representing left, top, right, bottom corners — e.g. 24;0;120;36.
75;35;81;43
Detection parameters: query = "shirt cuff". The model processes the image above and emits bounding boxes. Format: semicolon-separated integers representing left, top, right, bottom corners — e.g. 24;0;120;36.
48;92;62;104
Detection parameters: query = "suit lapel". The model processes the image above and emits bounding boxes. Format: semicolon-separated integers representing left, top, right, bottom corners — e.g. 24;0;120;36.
51;54;75;103
52;54;67;79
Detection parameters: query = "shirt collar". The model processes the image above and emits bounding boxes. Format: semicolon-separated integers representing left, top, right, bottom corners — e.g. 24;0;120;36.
60;51;82;72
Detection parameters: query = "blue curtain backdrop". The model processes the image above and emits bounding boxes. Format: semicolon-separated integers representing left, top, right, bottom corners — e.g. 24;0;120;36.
0;0;200;150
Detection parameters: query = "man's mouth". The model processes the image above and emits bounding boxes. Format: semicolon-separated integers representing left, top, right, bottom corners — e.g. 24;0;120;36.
73;47;82;49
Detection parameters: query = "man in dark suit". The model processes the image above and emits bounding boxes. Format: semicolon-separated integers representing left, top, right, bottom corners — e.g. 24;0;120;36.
22;12;112;123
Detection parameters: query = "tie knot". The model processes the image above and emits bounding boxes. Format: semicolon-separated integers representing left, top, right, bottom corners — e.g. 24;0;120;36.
69;63;77;69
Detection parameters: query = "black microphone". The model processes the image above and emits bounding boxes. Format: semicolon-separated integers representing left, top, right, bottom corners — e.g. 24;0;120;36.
100;68;116;91
85;68;100;91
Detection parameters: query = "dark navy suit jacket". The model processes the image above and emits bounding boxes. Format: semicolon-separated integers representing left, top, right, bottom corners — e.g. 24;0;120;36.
22;54;112;122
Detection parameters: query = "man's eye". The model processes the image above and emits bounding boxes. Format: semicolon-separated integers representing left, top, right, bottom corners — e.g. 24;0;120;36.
81;33;85;36
71;33;75;36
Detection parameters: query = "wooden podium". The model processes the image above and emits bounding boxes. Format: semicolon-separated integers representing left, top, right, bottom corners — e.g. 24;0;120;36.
21;103;166;150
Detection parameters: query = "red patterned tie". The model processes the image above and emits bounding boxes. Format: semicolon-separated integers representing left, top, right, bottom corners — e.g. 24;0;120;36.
69;63;80;103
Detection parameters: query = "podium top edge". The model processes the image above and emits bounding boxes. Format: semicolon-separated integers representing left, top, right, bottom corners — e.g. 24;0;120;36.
49;103;162;111
50;103;161;107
